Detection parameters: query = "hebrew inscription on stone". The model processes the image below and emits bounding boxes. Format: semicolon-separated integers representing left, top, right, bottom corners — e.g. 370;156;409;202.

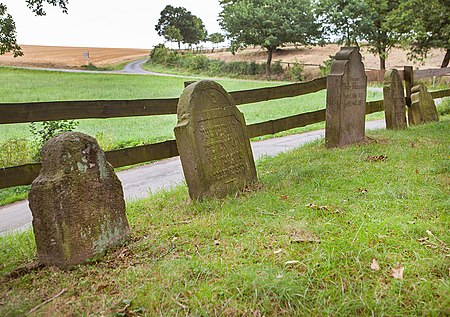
174;80;257;200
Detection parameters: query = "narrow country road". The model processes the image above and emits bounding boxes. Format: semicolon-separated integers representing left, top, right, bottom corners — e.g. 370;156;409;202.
0;120;386;235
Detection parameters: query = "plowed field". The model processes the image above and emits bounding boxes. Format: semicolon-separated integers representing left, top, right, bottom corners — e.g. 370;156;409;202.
0;45;149;69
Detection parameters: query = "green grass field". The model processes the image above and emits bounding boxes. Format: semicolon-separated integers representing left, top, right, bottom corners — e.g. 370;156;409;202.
1;118;448;316
0;67;385;206
0;67;383;151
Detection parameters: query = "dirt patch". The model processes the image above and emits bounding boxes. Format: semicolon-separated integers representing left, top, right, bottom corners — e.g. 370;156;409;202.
204;44;447;70
0;45;149;69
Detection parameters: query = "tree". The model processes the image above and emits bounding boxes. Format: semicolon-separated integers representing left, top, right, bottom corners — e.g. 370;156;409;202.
155;5;207;49
207;32;225;52
164;25;183;49
388;0;450;67
363;0;404;70
219;0;322;76
0;4;21;57
318;0;403;70
0;0;68;56
317;0;370;47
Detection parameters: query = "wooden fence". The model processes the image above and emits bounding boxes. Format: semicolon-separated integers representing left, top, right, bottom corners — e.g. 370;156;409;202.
1;68;449;190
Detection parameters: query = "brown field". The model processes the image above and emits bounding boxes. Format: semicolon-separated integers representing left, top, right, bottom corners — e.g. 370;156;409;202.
0;44;446;73
205;44;446;70
0;45;149;69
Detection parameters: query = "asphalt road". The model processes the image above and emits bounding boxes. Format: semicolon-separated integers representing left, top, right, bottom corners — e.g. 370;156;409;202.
0;119;386;235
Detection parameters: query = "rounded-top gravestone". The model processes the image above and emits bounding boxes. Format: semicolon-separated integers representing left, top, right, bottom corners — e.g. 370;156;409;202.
174;80;257;200
29;132;130;269
383;69;407;130
325;47;367;148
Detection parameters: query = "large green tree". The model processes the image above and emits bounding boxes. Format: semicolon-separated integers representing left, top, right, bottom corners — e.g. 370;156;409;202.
363;0;403;70
388;0;450;67
219;0;322;75
0;0;68;56
317;0;370;47
318;0;403;70
155;5;207;49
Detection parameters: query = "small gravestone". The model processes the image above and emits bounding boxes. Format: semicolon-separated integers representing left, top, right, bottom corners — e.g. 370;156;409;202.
383;69;407;129
409;83;439;125
29;132;130;269
325;47;367;148
174;80;257;200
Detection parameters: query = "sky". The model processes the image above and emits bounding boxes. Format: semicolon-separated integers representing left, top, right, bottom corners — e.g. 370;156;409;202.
2;0;223;49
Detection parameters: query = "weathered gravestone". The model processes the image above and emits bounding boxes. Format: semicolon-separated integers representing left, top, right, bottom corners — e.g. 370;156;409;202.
174;80;257;200
383;69;407;129
409;83;439;125
325;47;367;148
29;132;130;269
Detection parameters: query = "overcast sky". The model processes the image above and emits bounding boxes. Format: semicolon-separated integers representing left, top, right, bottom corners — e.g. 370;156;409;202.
2;0;223;49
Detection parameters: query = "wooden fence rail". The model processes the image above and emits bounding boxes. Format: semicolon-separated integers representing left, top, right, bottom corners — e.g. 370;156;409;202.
1;71;449;190
0;77;328;125
0;96;425;190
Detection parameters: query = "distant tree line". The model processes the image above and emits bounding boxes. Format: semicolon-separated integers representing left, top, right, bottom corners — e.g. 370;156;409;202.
1;0;449;73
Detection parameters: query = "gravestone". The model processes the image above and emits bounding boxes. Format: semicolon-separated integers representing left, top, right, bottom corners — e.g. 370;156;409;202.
409;83;439;125
383;69;407;129
325;47;367;148
29;132;130;269
174;80;257;200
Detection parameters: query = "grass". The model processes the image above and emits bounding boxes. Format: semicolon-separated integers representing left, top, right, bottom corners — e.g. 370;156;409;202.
0;67;385;206
0;67;383;153
0;118;449;316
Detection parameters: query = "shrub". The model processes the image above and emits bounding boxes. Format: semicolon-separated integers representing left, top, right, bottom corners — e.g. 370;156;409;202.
0;139;36;167
208;59;225;75
287;62;305;81
149;44;171;64
29;120;79;159
187;54;209;71
436;97;450;116
271;61;284;75
319;58;334;76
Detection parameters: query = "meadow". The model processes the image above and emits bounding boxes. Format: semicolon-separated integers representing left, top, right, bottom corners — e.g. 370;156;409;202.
1;118;448;316
0;67;383;152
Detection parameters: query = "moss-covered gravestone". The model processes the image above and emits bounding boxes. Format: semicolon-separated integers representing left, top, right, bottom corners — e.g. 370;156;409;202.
383;69;407;130
174;80;257;200
409;83;439;125
29;132;130;269
325;47;367;148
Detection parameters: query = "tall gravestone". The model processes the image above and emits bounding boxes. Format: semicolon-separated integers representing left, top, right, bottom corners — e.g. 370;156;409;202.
325;47;367;148
174;80;257;200
409;83;439;125
383;69;407;129
29;132;130;269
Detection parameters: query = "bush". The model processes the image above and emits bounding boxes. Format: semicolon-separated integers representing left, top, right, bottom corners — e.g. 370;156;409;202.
221;61;249;75
271;61;284;75
319;58;333;76
149;44;171;65
0;139;36;167
436;97;450;116
29;120;79;159
208;59;225;75
287;62;305;81
186;54;209;71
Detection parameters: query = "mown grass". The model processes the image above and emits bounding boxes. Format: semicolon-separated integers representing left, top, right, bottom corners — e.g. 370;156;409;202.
1;118;448;316
0;67;383;148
